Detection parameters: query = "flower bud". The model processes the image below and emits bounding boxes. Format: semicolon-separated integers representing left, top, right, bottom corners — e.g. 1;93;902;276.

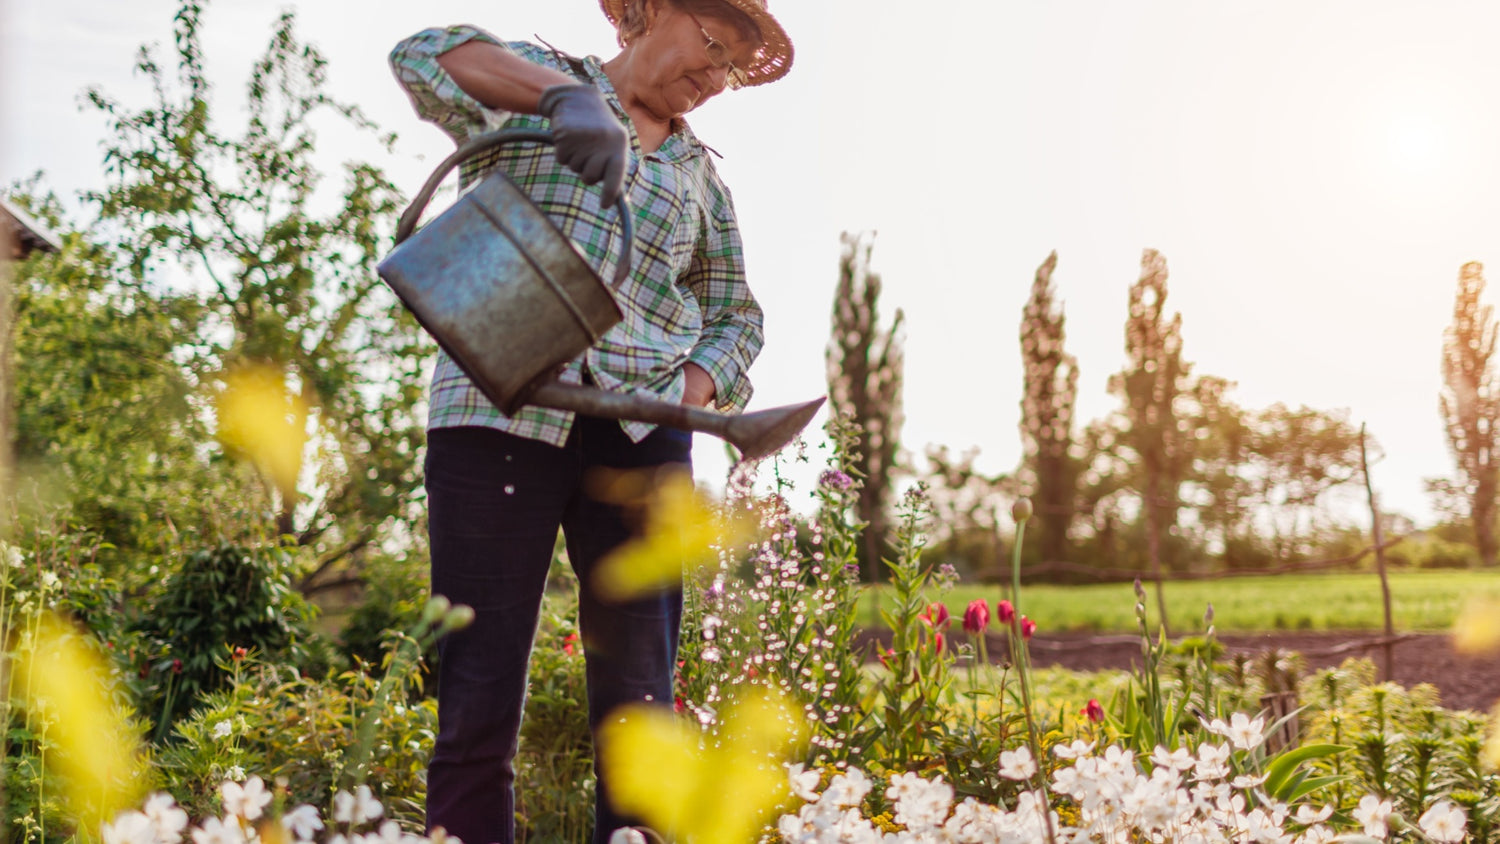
1020;616;1037;640
439;604;476;634
997;599;1015;624
1082;698;1105;723
920;601;950;629
962;599;991;634
422;594;452;626
1133;578;1147;602
1011;498;1033;522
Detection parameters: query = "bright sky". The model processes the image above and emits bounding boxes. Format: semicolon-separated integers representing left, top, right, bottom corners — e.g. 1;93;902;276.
6;0;1500;526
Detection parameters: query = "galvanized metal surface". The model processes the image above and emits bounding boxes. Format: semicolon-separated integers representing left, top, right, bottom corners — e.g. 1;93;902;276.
378;128;822;459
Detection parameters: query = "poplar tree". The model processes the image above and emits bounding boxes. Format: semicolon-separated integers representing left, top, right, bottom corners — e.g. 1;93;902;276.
1018;251;1079;563
1108;249;1192;628
1438;261;1500;567
827;232;905;582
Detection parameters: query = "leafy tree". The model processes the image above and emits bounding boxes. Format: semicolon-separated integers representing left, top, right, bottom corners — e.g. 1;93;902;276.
1436;261;1500;567
1107;249;1192;627
5;187;224;565
1018;251;1079;563
1244;404;1364;561
826;232;905;582
81;2;429;586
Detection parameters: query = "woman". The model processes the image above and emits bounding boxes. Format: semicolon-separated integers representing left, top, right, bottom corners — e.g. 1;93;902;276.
389;2;793;842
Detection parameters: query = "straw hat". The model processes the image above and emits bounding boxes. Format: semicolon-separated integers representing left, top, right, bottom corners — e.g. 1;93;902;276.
599;0;794;86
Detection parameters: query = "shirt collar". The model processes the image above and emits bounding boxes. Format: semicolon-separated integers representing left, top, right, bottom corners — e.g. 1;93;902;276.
576;53;708;162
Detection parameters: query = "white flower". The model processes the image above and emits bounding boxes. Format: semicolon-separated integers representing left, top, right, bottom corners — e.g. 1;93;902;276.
1225;712;1267;751
1230;773;1268;790
1353;795;1393;839
225;765;246;782
1053;739;1096;760
1293;804;1333;826
281;805;325;841
220;776;271;821
2;543;22;568
999;747;1037;780
333;785;385;825
1150;745;1195;772
1418;801;1467;843
822;768;872;808
212;721;233;740
787;763;822;802
1193;743;1231;781
608;830;647;844
190;817;246;844
40;570;60;589
143;793;189;844
103;812;155;844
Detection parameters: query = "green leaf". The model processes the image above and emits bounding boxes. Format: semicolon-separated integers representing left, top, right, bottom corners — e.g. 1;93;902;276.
1263;743;1348;798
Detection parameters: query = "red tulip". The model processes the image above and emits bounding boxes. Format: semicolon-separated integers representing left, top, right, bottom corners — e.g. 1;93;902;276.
997;599;1015;624
562;632;580;656
1020;616;1037;640
920;601;951;628
963;599;991;634
933;631;946;653
1083;698;1105;723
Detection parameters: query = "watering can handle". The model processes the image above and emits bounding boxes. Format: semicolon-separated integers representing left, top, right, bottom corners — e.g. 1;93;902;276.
393;128;635;290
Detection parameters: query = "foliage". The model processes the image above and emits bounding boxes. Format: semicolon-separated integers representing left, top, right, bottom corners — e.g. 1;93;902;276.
80;1;428;573
335;550;433;680
512;592;595;844
152;597;467;831
130;543;321;736
677;417;871;770
1017;251;1080;565
1435;260;1500;568
826;232;905;582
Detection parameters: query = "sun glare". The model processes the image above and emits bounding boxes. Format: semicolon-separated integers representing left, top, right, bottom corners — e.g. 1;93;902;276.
1383;115;1445;176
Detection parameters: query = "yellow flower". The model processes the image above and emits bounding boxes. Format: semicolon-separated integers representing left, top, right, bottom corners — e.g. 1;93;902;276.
592;471;757;601
599;688;806;844
12;612;146;827
214;364;309;496
1452;597;1500;655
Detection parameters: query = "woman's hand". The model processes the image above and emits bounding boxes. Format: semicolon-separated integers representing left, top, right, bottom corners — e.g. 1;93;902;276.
682;363;716;407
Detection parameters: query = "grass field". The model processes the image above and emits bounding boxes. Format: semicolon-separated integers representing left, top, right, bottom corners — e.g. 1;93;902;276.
857;570;1500;633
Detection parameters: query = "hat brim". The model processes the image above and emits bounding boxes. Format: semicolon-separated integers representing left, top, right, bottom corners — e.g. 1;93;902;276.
600;0;793;86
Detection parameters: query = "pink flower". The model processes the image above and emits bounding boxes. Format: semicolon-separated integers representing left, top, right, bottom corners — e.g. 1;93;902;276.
1020;616;1037;640
920;602;950;628
932;631;946;653
997;600;1015;624
1083;698;1104;723
962;599;991;634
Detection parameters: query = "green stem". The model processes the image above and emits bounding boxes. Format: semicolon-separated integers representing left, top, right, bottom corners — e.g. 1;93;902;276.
1008;517;1056;844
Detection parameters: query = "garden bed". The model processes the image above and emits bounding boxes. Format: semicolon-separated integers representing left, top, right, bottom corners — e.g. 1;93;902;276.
857;628;1500;713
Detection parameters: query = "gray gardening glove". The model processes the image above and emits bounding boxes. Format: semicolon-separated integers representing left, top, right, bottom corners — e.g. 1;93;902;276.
538;83;629;208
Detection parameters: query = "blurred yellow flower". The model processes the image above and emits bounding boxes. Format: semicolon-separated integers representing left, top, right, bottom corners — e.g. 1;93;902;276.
1452;597;1500;655
12;612;147;828
592;470;757;601
214;364;308;496
599;688;806;844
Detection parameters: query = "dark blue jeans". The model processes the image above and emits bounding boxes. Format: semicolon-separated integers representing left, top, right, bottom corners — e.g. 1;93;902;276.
424;418;692;844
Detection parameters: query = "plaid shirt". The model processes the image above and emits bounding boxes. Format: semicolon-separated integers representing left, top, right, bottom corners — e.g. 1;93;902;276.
389;27;764;445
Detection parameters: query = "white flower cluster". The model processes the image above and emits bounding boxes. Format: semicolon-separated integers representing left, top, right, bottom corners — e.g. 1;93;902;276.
103;779;457;844
778;736;1471;844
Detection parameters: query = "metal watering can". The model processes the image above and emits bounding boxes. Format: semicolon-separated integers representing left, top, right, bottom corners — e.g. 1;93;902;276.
377;129;823;460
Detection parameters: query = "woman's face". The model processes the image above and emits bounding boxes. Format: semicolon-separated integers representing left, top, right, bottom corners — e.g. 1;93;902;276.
627;3;760;119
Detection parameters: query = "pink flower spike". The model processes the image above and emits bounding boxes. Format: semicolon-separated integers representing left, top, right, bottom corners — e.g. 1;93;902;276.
997;599;1015;624
962;599;991;634
1020;616;1037;640
920;601;950;628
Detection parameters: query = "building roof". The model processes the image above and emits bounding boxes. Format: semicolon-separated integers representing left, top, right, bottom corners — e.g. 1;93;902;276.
1;197;61;259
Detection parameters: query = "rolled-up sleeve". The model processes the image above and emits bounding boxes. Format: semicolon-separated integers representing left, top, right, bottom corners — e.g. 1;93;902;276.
683;180;764;413
388;25;509;144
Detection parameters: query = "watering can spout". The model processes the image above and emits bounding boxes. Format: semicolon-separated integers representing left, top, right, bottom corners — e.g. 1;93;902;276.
529;382;824;462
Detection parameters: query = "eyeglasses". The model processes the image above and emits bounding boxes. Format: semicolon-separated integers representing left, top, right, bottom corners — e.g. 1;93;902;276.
686;12;749;89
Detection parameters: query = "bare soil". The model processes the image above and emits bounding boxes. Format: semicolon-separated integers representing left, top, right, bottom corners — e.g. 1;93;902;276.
857;630;1500;714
